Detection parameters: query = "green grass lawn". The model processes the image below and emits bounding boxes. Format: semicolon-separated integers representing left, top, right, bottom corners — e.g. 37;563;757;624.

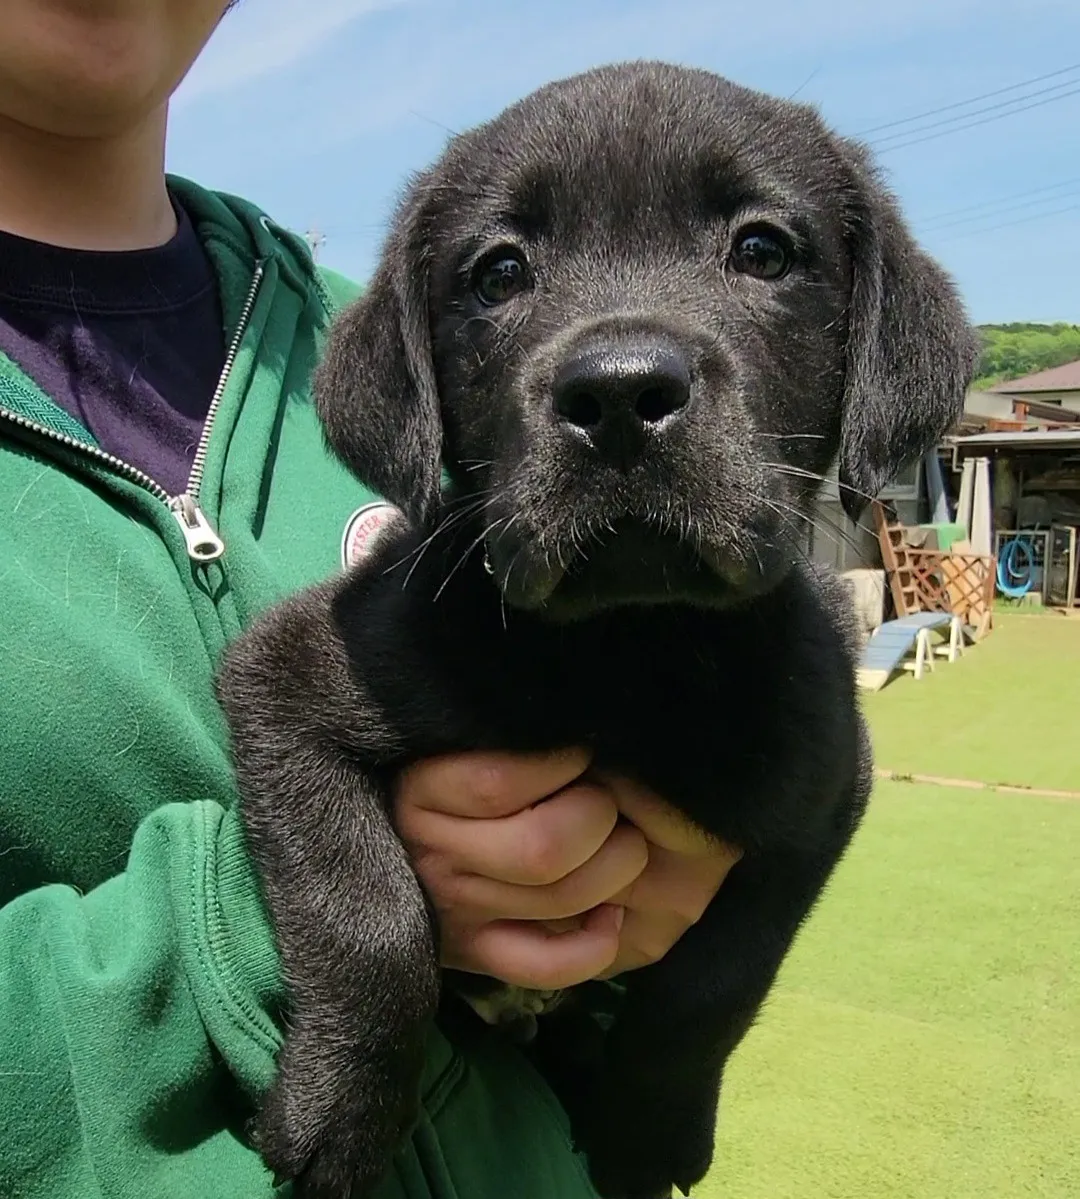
861;614;1080;792
699;616;1080;1198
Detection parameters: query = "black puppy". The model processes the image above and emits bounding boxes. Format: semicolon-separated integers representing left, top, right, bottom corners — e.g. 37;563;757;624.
218;62;977;1199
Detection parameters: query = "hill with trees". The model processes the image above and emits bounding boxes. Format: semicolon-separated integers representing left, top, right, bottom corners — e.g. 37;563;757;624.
974;323;1080;390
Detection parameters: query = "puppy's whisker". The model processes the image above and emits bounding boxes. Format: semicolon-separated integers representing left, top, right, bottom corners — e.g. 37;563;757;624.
460;316;502;337
384;515;468;580
490;511;523;632
433;516;509;602
389;493;498;588
759;490;841;544
807;496;878;543
753;432;827;442
761;467;879;543
494;511;522;545
388;495;486;569
750;495;832;574
761;493;872;563
761;462;879;509
807;506;878;554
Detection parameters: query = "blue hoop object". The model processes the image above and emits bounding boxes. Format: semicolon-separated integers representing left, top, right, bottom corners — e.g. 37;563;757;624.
996;537;1035;598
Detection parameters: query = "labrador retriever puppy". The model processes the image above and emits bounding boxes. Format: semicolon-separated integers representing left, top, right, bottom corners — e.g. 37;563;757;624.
217;61;977;1199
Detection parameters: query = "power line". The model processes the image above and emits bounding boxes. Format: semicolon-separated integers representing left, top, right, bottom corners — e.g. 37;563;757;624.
855;60;1080;136
935;201;1080;244
921;185;1080;233
874;82;1080;154
917;175;1080;225
309;64;1080;257
787;66;822;102
870;77;1080;148
854;62;1080;244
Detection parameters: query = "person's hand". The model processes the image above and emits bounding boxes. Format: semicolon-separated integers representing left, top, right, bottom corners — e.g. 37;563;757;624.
394;749;742;990
590;771;743;977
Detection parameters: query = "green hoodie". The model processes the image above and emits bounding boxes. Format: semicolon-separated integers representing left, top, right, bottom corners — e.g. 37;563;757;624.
0;178;599;1199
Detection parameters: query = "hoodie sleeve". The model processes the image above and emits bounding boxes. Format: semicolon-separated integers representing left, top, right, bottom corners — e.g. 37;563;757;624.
0;801;602;1199
317;265;363;314
0;800;283;1198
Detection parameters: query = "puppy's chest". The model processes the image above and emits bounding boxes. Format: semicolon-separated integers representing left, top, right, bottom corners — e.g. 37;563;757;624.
353;568;857;844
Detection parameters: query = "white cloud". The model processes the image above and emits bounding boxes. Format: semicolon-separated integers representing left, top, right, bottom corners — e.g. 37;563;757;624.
224;0;1078;153
173;0;411;106
164;0;1080;317
174;0;1078;124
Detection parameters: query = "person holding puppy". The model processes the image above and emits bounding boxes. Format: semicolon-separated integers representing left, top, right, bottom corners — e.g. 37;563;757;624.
0;3;740;1196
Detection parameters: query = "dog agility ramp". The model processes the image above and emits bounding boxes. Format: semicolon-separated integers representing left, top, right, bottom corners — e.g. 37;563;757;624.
857;612;961;691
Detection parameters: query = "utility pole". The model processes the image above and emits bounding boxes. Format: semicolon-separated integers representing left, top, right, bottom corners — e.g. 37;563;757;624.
304;227;326;262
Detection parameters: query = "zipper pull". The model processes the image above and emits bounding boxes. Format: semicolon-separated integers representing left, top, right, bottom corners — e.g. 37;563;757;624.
171;494;225;563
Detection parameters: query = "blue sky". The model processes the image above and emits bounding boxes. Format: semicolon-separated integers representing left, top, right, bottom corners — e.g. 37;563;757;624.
169;0;1080;326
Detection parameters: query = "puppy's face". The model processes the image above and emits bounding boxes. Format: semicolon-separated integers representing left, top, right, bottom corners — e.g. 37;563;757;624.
425;74;854;615
319;63;978;620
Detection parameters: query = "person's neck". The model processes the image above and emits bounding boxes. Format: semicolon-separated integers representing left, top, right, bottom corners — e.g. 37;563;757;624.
0;106;176;251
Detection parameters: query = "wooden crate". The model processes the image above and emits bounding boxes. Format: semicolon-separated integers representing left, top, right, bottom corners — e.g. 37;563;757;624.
936;549;995;638
872;501;995;639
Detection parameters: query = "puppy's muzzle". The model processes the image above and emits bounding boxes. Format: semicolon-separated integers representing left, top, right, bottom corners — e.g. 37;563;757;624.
551;339;691;471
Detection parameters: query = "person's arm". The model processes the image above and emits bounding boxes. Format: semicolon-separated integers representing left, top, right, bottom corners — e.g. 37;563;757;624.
0;799;282;1198
0;755;737;1198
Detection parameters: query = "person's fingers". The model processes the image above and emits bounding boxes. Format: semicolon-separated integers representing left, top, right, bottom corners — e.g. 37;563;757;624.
599;836;742;973
397;747;591;820
401;758;744;989
431;821;649;920
403;781;621;886
598;772;728;857
628;838;742;919
590;778;745;977
598;905;689;976
445;904;625;990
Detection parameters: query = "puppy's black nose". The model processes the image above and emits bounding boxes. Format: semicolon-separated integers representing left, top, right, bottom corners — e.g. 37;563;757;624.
552;344;691;464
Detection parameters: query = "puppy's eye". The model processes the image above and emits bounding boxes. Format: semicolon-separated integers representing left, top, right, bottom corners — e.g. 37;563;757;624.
729;228;792;280
474;253;531;305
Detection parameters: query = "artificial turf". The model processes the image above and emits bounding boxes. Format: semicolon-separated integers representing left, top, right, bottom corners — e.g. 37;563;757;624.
860;613;1080;793
700;614;1080;1198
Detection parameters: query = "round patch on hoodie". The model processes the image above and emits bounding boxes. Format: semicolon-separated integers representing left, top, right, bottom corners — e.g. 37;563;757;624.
341;502;404;571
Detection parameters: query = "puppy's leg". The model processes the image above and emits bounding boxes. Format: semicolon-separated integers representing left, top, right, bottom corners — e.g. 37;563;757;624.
580;801;865;1198
219;595;439;1199
247;763;436;1198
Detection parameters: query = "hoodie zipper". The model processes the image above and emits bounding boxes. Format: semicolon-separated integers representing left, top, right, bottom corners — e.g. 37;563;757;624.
0;261;265;564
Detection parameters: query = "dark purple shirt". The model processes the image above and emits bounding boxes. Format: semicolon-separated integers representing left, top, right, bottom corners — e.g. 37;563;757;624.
0;198;225;496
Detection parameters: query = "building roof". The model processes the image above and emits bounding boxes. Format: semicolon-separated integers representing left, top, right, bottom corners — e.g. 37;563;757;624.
947;428;1080;452
989;359;1080;395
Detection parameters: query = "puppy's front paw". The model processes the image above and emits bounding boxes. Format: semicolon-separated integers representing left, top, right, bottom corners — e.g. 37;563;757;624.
577;1083;714;1199
251;1053;420;1198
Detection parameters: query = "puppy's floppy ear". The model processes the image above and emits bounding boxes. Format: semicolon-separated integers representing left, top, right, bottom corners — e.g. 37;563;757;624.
837;140;979;520
314;182;441;528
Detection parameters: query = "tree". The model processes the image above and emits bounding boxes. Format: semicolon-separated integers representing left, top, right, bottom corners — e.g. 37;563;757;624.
973;323;1080;389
